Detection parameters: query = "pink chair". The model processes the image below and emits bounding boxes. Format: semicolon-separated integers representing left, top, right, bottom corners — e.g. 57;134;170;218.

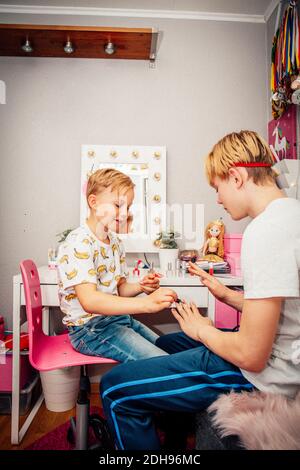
20;259;117;450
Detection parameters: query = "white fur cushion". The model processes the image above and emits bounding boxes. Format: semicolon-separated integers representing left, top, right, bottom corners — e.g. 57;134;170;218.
208;391;300;450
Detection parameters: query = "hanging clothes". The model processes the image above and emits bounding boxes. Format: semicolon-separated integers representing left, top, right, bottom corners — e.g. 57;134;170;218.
271;1;300;119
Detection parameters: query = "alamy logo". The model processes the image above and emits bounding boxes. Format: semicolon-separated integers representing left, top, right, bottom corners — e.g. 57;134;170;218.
0;80;6;104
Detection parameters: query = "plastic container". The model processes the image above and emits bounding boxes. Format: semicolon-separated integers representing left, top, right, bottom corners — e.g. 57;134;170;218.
0;352;34;392
40;366;80;412
224;234;243;276
224;233;243;254
0;374;41;415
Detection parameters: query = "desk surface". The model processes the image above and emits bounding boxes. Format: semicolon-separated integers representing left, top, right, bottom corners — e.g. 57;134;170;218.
13;265;243;287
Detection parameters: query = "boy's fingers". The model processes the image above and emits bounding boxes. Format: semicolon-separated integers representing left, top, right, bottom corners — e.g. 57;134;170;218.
161;294;177;304
144;279;159;285
171;309;183;324
140;276;160;285
189;266;213;282
163;289;177;301
189;263;210;277
174;302;185;315
190;302;199;314
181;302;193;314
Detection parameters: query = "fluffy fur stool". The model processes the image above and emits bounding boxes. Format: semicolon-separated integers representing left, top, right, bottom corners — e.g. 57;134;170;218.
196;391;300;450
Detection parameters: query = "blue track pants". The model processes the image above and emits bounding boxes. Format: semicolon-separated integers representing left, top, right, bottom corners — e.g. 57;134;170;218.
100;332;253;450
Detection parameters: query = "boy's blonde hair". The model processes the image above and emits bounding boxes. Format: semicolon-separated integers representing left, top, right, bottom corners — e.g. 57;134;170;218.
86;168;134;208
205;130;277;186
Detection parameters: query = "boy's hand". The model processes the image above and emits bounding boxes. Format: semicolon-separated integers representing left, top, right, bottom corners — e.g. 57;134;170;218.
139;272;162;294
171;301;213;341
188;262;228;302
144;287;177;313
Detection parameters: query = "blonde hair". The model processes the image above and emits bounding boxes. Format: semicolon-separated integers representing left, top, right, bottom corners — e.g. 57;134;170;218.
204;220;225;258
86;168;134;208
205;130;277;186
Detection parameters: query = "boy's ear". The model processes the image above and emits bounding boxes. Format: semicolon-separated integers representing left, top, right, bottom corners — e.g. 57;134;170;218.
87;194;97;210
228;167;247;188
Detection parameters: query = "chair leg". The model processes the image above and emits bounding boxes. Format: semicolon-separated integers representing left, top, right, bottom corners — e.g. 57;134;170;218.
80;365;91;393
72;366;115;451
75;390;90;450
75;366;91;450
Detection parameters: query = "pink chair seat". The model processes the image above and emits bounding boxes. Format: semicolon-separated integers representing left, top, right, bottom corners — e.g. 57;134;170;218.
20;260;117;372
31;333;117;371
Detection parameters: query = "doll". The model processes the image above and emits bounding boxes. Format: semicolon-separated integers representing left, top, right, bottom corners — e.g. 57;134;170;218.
199;219;225;262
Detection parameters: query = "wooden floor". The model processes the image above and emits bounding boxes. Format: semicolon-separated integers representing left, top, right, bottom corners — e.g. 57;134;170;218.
0;384;101;450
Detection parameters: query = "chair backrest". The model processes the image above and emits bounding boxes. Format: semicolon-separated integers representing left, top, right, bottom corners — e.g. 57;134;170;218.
20;260;45;368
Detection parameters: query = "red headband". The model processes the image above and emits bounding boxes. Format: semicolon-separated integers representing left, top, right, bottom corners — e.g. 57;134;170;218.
234;163;273;167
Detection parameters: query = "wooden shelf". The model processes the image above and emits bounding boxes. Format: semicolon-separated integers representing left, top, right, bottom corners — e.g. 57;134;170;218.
0;24;159;62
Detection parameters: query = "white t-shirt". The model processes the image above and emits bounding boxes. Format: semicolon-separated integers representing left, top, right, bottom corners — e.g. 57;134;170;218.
56;223;129;326
240;197;300;398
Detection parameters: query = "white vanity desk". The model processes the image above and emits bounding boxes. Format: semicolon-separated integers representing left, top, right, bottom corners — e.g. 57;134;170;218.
11;265;242;445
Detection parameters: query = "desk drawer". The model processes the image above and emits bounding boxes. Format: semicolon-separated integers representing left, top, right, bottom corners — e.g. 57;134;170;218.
20;285;59;306
165;286;208;307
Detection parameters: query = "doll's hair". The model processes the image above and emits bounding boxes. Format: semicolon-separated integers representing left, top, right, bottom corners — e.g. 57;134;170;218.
205;220;225;258
205;130;277;186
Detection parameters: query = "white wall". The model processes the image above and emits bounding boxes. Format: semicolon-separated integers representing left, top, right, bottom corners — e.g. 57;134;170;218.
0;12;268;328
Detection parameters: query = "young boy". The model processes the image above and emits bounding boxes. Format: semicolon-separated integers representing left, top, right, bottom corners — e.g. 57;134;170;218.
100;130;300;450
57;168;177;362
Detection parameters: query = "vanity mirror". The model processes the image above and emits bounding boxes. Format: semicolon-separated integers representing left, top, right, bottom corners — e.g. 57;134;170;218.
80;145;166;252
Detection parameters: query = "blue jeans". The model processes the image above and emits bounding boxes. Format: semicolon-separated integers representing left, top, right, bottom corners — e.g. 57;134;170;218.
100;331;254;450
68;315;168;363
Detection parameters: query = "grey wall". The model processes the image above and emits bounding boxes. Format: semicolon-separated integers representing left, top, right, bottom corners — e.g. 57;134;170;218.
0;12;268;328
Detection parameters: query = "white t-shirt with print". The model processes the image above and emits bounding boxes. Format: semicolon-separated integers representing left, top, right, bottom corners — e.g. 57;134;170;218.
240;198;300;398
56;223;129;326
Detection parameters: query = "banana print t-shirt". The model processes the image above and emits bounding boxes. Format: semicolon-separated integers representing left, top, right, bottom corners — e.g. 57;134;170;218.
56;223;129;326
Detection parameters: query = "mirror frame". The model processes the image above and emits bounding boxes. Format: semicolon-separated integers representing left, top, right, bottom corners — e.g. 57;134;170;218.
80;144;166;252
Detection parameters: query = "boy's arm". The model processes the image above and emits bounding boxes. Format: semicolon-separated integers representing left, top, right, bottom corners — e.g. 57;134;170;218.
75;283;177;315
173;297;281;372
117;274;161;297
222;288;244;312
117;277;143;297
188;263;244;311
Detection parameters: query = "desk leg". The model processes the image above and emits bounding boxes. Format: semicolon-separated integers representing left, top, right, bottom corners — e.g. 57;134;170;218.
11;282;21;445
11;282;45;445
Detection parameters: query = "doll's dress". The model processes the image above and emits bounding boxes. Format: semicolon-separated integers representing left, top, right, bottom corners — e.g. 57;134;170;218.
201;237;224;262
201;254;224;262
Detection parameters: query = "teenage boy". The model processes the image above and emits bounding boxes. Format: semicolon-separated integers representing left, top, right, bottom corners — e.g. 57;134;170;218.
100;131;300;450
